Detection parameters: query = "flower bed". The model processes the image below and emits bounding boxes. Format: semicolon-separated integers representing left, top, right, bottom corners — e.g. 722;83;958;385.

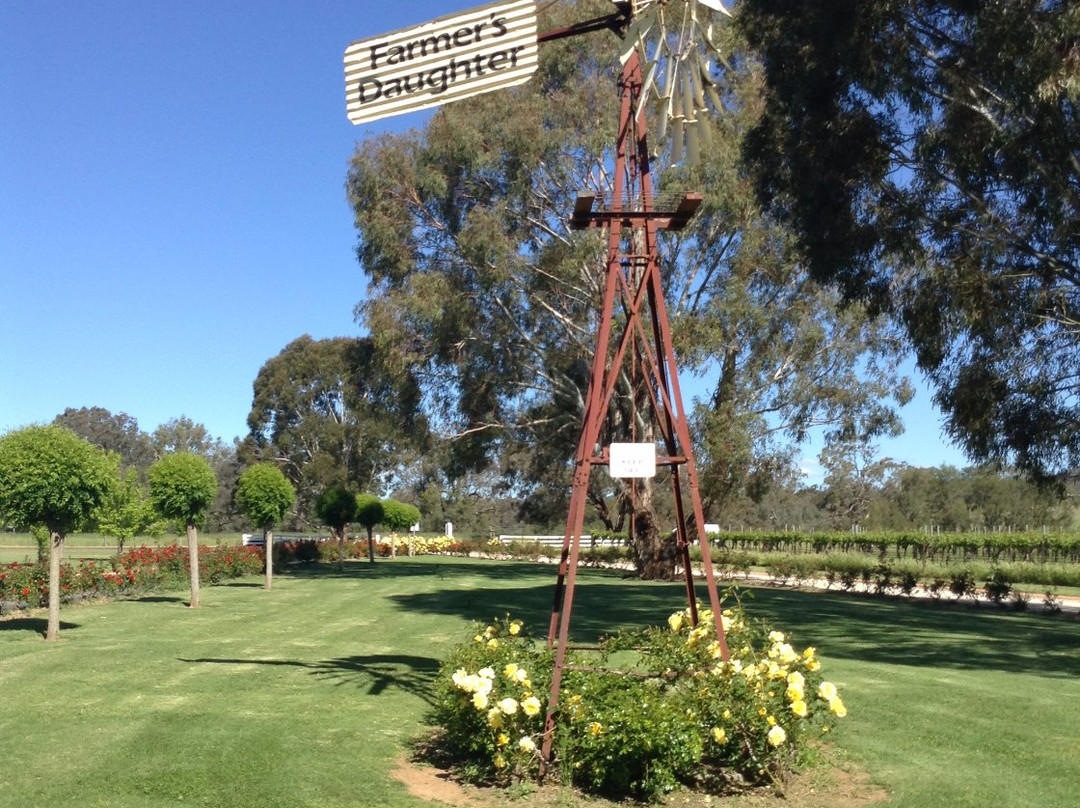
430;604;845;800
0;544;263;613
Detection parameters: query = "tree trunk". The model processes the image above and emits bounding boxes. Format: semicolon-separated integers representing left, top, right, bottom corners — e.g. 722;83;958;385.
46;531;63;641
367;527;375;563
264;528;273;591
630;478;679;580
187;521;201;608
337;527;346;571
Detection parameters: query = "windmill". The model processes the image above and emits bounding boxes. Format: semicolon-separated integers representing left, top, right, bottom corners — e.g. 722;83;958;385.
345;0;735;764
533;0;734;762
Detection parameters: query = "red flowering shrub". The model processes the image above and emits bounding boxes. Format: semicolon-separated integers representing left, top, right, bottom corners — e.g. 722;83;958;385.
0;544;263;613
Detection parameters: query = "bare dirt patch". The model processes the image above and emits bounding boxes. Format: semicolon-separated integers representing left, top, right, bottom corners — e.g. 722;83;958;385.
391;751;888;808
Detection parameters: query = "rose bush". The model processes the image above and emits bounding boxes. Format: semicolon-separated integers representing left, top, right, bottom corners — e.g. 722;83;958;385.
0;544;263;611
430;601;846;800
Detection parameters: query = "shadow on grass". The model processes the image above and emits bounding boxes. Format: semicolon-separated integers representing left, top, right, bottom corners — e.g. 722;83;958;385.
0;617;80;636
276;557;603;583
378;564;1079;679
180;653;441;703
134;595;187;604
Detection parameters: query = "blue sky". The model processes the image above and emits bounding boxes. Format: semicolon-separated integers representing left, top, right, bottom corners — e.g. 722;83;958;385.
1;0;968;480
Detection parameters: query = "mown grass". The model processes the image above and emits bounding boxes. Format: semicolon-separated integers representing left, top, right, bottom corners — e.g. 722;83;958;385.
1;557;1077;807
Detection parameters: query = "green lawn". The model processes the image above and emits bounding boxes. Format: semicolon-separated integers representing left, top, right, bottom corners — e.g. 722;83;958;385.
0;557;1077;807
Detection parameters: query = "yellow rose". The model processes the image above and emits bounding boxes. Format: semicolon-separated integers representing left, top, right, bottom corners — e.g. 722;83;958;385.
496;732;509;746
518;736;536;752
487;638;499;650
711;726;727;744
791;699;808;718
487;708;504;728
767;725;787;747
818;681;838;702
472;692;488;710
521;696;542;717
587;721;603;736
498;697;519;715
494;753;507;768
829;698;847;718
503;663;519;679
668;612;684;632
509;620;523;636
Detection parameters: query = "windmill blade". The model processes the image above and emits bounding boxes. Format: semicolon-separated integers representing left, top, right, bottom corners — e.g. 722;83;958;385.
695;0;733;16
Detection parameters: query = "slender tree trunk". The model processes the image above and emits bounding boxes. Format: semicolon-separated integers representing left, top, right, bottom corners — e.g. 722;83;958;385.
337;527;346;571
367;526;375;563
46;531;63;641
187;521;201;608
264;527;273;591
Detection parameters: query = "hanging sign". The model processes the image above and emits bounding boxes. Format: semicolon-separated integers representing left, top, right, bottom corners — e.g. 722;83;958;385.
608;443;657;478
345;0;538;125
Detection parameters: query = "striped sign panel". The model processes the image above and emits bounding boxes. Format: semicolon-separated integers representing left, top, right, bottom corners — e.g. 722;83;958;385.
345;0;538;125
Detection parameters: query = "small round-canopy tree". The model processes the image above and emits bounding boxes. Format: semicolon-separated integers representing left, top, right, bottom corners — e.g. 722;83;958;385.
0;426;116;641
235;463;296;591
95;469;162;555
315;485;356;571
381;498;421;558
148;452;217;609
354;494;385;563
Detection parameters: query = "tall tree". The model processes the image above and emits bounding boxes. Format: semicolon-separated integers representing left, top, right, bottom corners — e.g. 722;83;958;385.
740;0;1080;479
147;452;218;609
235;463;296;590
347;1;908;577
52;406;154;474
245;335;424;524
0;426;116;641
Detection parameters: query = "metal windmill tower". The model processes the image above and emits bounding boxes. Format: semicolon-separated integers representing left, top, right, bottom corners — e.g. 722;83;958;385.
345;0;734;765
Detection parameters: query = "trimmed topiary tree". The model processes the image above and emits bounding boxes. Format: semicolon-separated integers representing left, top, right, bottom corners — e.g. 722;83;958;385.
315;485;356;571
235;463;295;590
354;494;384;563
148;452;217;609
0;425;117;640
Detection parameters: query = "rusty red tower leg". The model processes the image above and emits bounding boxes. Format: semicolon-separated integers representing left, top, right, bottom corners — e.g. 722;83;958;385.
540;49;730;765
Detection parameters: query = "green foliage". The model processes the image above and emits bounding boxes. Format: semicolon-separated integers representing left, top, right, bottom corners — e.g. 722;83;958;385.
244;335;425;524
353;493;383;533
94;469;162;552
347;0;908;563
740;0;1080;478
432;616;551;784
380;498;421;532
147;452;218;526
0;425;117;536
315;485;357;533
235;463;295;531
432;606;844;800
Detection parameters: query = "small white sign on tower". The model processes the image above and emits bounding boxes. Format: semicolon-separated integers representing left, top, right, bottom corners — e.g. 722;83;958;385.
345;0;539;125
608;442;657;478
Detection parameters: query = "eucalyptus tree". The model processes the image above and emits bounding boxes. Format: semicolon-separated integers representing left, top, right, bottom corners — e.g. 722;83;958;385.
0;426;116;640
347;0;908;578
52;406;154;475
740;0;1080;479
245;335;425;525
